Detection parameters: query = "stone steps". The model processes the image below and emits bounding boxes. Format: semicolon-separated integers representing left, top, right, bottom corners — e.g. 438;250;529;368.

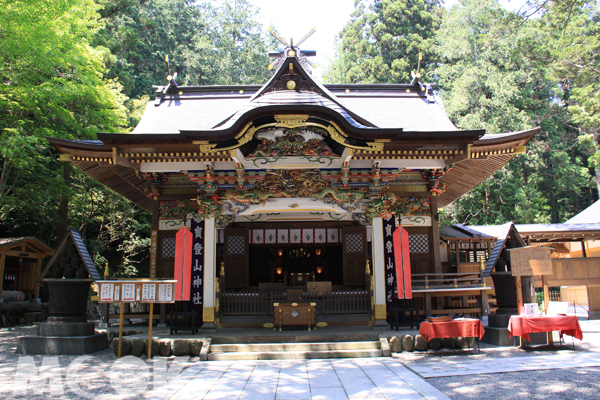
207;338;390;361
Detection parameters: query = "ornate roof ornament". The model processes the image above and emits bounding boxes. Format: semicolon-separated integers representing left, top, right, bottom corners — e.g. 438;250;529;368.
268;27;317;73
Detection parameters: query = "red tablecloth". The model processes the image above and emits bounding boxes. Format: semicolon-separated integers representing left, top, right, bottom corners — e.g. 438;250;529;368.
419;319;485;341
508;315;583;342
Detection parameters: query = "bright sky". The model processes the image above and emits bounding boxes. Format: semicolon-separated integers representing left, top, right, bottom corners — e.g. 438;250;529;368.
249;0;528;81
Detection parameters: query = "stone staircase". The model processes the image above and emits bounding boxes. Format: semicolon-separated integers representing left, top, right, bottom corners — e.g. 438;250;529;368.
206;333;391;361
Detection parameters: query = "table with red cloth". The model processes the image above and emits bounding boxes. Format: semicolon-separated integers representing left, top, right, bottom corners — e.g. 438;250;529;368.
419;319;486;341
508;315;583;342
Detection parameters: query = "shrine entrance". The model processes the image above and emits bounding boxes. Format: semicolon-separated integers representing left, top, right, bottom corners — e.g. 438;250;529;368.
219;223;373;327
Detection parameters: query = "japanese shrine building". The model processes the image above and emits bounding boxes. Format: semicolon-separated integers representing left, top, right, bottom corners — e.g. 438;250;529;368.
48;45;537;328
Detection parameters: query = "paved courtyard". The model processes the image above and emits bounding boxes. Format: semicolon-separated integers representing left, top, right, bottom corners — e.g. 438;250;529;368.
145;358;449;400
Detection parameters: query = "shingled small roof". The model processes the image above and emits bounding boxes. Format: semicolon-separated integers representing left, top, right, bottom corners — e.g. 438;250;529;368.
40;228;101;282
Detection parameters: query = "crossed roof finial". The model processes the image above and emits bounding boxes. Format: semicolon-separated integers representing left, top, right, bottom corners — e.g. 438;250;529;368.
268;27;317;72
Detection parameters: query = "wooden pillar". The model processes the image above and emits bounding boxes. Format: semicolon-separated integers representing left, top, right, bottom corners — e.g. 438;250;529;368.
202;216;217;328
582;239;588;258
150;199;160;279
370;217;387;326
587;285;600;320
515;275;523;314
430;196;442;274
34;258;43;299
542;275;550;313
0;253;5;298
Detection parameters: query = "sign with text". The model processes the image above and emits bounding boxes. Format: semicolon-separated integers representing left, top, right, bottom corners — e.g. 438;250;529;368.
96;280;177;303
507;247;553;276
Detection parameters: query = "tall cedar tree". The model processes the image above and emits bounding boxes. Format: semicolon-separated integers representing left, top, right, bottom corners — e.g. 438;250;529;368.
324;0;444;83
435;0;596;225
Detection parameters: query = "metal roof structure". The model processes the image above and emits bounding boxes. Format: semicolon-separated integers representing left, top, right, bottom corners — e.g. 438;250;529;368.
40;228;101;282
565;200;600;224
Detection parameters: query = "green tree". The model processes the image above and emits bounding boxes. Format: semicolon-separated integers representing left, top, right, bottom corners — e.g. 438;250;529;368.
324;0;444;83
435;0;596;225
94;0;272;102
521;0;600;194
0;0;128;243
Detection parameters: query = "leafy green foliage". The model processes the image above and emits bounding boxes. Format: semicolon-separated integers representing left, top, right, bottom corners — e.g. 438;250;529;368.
93;0;272;100
435;0;597;225
0;0;274;278
525;1;600;191
324;0;444;83
0;0;128;239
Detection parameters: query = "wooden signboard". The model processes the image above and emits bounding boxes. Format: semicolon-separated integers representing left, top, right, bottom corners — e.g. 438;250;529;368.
96;279;176;359
97;280;176;303
507;247;552;276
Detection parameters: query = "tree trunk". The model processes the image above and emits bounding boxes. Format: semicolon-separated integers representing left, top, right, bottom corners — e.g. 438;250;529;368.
55;162;72;247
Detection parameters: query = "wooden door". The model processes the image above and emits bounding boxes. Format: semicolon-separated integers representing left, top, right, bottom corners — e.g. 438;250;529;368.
223;228;249;288
342;226;367;287
404;227;433;274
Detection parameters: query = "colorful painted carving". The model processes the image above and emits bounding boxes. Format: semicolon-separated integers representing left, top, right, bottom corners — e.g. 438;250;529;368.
247;126;337;158
421;168;451;196
359;194;432;223
140;172;168;184
143;185;161;199
235;163;246;190
203;165;217;194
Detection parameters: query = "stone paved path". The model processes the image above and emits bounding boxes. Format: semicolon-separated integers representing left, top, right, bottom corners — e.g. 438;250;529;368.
406;351;600;378
145;357;449;400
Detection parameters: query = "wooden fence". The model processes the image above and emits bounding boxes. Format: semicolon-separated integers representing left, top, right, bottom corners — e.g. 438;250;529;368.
221;290;370;317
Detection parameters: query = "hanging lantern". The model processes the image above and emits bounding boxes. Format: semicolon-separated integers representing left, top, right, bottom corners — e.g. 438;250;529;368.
277;249;283;257
315;248;322;256
276;266;283;275
316;266;323;274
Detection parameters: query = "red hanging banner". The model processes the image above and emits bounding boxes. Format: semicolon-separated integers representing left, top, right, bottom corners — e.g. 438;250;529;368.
174;227;193;301
393;226;412;299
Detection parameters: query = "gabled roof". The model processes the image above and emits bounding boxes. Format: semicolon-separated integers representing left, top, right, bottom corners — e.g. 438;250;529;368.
439;224;496;239
0;237;54;257
40;228;101;282
565;200;600;224
128;54;468;139
467;222;526;276
515;223;600;242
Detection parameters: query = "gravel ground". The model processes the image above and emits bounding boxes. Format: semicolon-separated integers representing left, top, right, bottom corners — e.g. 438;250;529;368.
397;320;600;400
1;320;599;399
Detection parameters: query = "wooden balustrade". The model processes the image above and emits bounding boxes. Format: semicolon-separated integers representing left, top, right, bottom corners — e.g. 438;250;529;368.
221;290;370;316
411;272;485;289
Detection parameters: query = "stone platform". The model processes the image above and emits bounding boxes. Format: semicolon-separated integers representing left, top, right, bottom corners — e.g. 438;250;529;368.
18;322;109;355
481;314;547;346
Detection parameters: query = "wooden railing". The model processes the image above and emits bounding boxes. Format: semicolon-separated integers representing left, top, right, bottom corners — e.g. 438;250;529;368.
221;290;370;316
411;271;486;290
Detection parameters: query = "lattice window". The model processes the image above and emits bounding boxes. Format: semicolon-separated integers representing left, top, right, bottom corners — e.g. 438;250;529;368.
226;235;245;255
161;237;176;258
409;234;429;254
345;233;364;253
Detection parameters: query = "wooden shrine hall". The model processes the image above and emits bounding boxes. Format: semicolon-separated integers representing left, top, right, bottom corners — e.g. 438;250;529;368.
48;36;537;329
